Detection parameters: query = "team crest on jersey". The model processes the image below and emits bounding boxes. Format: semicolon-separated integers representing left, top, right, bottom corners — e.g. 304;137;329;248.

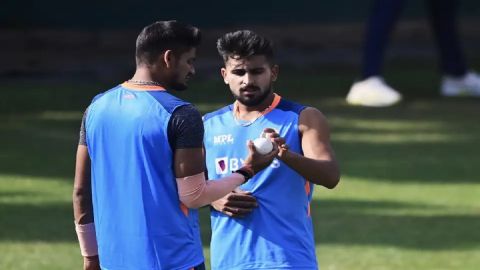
213;134;234;145
215;157;229;174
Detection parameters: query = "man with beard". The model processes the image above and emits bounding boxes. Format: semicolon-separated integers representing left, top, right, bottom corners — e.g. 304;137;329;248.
203;30;341;270
73;22;277;270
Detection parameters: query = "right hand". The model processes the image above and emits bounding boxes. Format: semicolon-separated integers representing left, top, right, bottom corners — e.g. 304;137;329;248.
262;128;289;158
211;189;258;218
243;140;279;174
83;256;100;270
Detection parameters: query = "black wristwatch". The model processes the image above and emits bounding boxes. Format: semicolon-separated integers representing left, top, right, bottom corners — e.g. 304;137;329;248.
233;168;253;183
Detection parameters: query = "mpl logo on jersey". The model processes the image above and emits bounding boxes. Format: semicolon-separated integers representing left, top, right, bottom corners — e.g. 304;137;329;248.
215;157;280;175
213;134;234;145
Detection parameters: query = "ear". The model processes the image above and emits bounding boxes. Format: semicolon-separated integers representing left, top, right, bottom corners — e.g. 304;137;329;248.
163;50;175;68
271;65;279;82
221;67;228;84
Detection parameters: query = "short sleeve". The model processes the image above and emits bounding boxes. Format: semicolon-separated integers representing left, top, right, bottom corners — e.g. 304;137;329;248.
167;104;204;149
78;109;88;146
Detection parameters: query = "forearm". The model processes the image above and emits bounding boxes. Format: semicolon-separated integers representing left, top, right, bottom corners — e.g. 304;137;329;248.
177;172;246;208
280;150;340;188
73;187;98;257
73;145;98;258
73;185;94;224
73;145;94;224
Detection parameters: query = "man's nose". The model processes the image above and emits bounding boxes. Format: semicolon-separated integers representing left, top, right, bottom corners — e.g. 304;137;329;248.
242;72;253;85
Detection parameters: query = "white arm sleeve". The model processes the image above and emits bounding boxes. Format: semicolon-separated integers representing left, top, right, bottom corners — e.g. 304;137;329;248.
176;172;245;209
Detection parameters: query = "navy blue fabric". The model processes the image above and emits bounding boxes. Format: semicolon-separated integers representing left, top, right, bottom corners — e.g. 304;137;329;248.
362;0;466;78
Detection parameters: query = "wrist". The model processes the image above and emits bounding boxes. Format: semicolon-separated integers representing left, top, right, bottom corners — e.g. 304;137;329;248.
75;222;98;257
233;165;254;183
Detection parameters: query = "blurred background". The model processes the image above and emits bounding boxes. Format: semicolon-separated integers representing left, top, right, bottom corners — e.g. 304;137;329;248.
1;1;479;269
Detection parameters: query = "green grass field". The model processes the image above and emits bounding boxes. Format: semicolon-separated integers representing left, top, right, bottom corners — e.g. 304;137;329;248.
1;67;479;269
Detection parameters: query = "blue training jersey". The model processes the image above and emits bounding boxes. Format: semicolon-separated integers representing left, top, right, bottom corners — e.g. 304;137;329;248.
203;94;318;270
86;83;204;270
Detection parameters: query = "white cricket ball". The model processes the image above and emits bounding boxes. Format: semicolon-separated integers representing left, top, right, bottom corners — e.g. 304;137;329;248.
253;137;273;155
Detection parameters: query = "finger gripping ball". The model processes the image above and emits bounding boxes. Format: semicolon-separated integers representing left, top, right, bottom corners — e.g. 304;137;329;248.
253;137;273;154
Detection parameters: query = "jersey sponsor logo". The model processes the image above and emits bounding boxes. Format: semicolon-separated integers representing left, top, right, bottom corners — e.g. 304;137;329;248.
213;134;234;145
271;159;281;168
215;157;280;174
215;157;229;174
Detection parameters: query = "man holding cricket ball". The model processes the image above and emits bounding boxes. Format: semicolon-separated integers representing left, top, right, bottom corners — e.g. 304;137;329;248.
203;30;341;270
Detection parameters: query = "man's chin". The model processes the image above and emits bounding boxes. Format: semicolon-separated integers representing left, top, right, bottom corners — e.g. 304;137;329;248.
237;96;264;106
236;90;272;106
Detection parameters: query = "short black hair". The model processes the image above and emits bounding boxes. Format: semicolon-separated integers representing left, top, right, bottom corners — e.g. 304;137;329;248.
216;30;274;63
135;20;201;65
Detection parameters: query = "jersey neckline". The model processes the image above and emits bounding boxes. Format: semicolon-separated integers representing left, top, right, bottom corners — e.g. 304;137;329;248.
230;93;282;126
121;82;167;91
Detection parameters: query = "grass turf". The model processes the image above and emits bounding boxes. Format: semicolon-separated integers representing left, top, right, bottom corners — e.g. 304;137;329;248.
1;67;479;269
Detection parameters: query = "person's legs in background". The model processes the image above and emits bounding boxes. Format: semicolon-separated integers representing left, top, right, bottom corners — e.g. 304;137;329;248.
347;0;406;107
427;0;480;96
362;0;406;79
347;0;480;106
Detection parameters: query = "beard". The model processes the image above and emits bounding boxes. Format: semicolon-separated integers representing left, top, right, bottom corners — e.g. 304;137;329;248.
167;72;190;91
233;83;273;107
